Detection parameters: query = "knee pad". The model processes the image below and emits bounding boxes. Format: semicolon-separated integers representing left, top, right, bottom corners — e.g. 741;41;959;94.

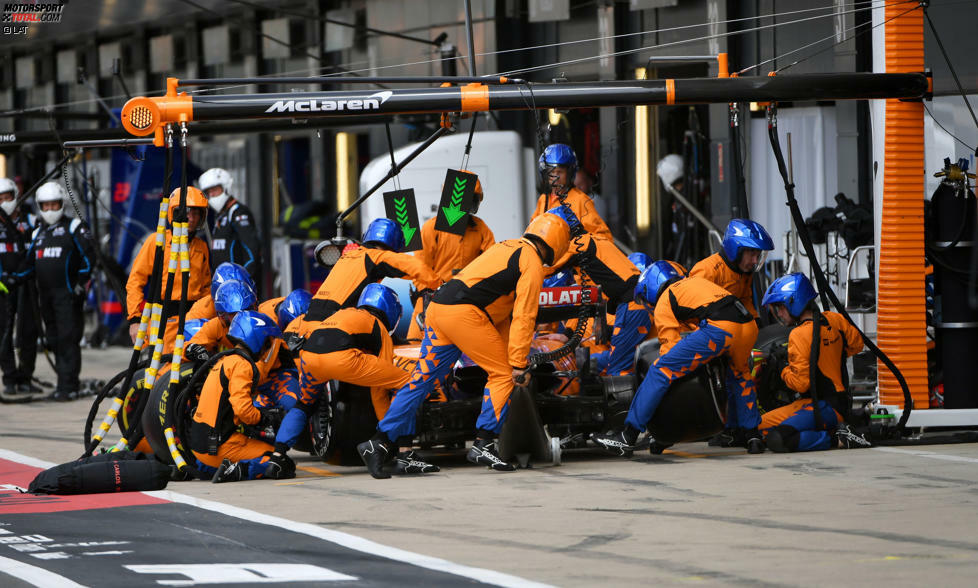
766;424;801;453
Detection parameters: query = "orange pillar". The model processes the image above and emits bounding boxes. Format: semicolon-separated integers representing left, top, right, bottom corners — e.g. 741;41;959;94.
878;6;928;409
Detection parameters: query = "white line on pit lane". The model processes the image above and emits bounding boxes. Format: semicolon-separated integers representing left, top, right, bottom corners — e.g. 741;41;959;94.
0;449;554;588
0;554;87;588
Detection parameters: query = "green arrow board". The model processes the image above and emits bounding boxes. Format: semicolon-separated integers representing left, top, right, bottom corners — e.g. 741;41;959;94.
435;169;477;236
383;188;422;251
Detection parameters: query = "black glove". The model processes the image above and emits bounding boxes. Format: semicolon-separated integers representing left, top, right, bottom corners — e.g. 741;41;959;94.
185;343;211;366
259;406;286;431
283;332;304;353
264;451;296;479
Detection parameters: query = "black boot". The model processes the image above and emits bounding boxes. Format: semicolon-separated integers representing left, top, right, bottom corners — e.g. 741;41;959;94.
591;427;639;457
744;428;765;454
212;459;247;483
392;450;440;475
357;437;395;479
467;438;516;471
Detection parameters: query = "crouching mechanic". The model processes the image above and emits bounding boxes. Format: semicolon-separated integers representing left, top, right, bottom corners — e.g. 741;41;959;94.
592;261;764;456
4;182;95;401
183;280;257;365
547;205;648;376
190;310;296;483
186;262;255;321
283;283;436;475
358;212;570;477
307;218;439;324
691;218;773;448
759;273;871;451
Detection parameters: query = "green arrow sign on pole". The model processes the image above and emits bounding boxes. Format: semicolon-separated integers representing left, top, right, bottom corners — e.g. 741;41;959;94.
383;188;422;251
435;169;477;236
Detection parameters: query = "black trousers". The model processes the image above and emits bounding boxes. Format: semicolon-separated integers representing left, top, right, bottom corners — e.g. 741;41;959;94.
39;288;84;394
0;282;38;387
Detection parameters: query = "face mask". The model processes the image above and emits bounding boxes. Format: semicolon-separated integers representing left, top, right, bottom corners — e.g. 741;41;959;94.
208;193;230;212
0;200;16;217
39;207;64;226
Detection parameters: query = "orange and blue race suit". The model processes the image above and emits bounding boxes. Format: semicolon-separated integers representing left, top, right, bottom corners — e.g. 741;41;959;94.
690;251;759;318
257;297;284;320
760;311;863;451
565;233;647;376
187;295;216;321
625;276;760;432
280;307;411;447
407;215;495;340
378;238;545;440
308;245;440;323
532;187;612;269
190;352;276;479
126;231;212;355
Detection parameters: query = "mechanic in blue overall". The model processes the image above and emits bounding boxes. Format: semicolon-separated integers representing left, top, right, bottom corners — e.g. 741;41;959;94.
198;168;263;289
289;284;437;475
759;273;872;452
357;212;569;477
4;182;95;401
690;218;774;448
547;205;650;377
0;177;39;402
591;260;764;456
192;311;296;483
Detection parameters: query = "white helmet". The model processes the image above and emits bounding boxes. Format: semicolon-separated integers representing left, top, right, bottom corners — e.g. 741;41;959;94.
656;154;684;188
36;181;67;226
0;178;18;217
198;168;233;212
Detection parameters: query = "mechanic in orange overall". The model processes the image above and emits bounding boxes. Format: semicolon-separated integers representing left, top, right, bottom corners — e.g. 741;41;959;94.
690;219;774;320
546;205;648;376
182;280;256;365
185;262;255;321
691;219;774;448
406;173;495;341
308;218;439;324
282;284;436;474
759;273;871;452
531;144;611;269
592;261;764;456
190;310;296;483
126;187;211;354
357;212;570;478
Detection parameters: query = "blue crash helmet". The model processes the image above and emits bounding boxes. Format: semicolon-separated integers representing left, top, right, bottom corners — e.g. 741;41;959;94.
761;272;818;319
627;252;653;273
357;283;403;332
545;204;584;237
214;280;258;315
721;219;774;271
361;218;405;252
633;260;688;310
277;288;312;330
538;143;578;180
211;262;255;298
227;310;283;356
183;318;208;342
543;268;576;288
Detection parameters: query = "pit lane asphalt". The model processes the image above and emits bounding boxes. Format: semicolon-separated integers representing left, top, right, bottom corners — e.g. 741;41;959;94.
2;346;978;587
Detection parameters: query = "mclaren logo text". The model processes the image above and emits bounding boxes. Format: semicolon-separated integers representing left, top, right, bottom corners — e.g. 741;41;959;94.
265;91;393;114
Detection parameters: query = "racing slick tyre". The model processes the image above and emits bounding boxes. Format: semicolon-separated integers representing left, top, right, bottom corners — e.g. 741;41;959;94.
83;362;149;453
634;339;728;445
320;382;378;466
141;364;195;465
